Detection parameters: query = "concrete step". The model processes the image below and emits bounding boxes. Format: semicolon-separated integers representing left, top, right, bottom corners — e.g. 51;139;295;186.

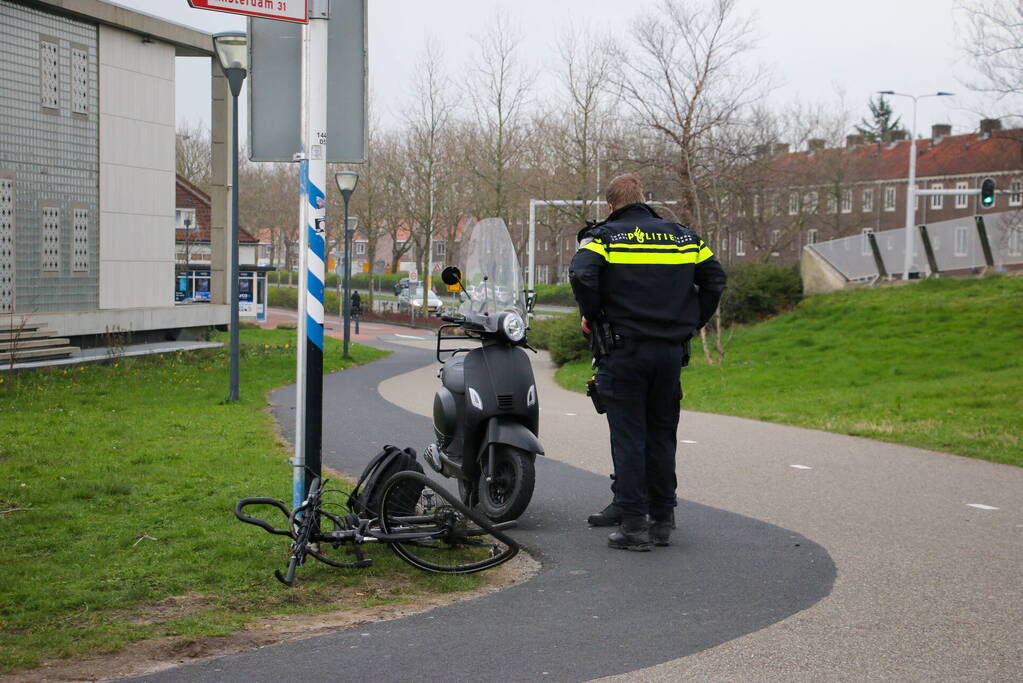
0;337;71;352
0;346;79;363
0;322;49;334
0;330;54;341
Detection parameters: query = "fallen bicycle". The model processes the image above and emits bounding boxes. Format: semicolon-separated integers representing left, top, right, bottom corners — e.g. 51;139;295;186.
235;471;520;586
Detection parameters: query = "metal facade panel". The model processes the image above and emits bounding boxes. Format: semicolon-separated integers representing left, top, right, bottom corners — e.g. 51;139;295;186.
248;0;368;162
0;0;99;313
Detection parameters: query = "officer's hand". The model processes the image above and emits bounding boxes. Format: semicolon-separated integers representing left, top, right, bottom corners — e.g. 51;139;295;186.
581;316;591;335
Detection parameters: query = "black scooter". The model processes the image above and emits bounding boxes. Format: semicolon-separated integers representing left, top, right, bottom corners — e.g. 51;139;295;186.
423;265;544;523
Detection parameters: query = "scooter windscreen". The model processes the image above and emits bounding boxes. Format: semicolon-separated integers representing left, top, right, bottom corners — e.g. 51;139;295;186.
459;218;527;323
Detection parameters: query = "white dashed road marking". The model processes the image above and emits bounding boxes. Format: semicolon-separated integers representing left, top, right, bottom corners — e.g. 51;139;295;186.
394;334;424;340
680;439;698;444
790;464;813;470
966;503;1000;510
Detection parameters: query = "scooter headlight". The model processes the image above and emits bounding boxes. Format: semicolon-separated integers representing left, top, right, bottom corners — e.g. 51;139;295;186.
500;312;526;342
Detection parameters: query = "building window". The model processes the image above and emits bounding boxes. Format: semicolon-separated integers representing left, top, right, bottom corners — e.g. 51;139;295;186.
355;242;367;256
41;205;61;273
753;195;760;218
720;197;729;217
804;191;818;214
930;183;944;209
719;233;728;253
954;226;968;257
826;193;837;214
40;39;59;111
770;230;781;256
434;240;445;257
884;186;896;211
735;231;745;256
861;228;874;256
0;176;13;313
175;208;197;230
71;47;89;115
955;182;969;209
841;189;853;213
806;228;818;245
1008;228;1022;256
788;193;798;216
1010;180;1022;207
72;207;89;273
862;189;874;212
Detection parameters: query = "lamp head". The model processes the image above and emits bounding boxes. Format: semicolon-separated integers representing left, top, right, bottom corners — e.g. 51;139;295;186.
335;171;359;201
213;32;248;71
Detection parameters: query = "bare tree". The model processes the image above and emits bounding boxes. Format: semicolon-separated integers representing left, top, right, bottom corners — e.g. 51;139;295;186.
175;120;212;192
464;10;535;222
611;0;771;224
958;0;1023;115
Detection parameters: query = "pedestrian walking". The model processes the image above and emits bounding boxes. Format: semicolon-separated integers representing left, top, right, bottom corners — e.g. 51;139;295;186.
569;173;727;550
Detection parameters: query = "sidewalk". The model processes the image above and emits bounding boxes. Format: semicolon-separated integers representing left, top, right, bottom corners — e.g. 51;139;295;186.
259;307;437;344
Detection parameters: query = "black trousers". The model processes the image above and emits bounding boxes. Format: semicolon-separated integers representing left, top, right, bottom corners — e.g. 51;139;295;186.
595;339;685;520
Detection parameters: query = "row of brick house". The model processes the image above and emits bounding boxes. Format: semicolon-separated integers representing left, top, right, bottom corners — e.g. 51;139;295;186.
226;118;1023;287
710;119;1023;266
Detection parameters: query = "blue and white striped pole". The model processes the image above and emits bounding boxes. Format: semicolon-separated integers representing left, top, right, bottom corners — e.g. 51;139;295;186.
293;6;329;508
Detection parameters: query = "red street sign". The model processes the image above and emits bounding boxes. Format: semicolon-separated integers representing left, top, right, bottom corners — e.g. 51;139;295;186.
187;0;308;24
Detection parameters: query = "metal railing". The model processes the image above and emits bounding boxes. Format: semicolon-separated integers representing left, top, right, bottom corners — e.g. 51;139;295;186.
807;212;1023;281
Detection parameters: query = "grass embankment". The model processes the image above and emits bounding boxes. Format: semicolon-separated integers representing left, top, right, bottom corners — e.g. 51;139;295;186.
0;329;480;673
557;276;1023;466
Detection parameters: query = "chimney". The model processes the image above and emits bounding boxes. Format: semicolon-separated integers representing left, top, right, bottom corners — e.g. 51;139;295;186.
980;118;1002;134
753;143;770;155
846;134;864;147
889;129;908;141
807;138;827;151
772;142;789;156
931;124;952;139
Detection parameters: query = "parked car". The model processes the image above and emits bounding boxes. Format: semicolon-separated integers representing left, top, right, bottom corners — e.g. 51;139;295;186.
398;283;442;314
393;277;410;296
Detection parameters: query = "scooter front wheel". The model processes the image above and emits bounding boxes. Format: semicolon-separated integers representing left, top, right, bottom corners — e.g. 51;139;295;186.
478;446;535;523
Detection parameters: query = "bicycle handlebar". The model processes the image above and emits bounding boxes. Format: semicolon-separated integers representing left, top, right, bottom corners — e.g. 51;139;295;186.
235;497;293;537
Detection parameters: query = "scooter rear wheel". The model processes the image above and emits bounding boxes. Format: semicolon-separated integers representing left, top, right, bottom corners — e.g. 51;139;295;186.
477;446;535;523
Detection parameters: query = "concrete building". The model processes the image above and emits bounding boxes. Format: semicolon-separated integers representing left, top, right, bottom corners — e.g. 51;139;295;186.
0;0;236;342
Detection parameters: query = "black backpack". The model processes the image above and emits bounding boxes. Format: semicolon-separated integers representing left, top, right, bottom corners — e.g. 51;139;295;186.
348;445;424;518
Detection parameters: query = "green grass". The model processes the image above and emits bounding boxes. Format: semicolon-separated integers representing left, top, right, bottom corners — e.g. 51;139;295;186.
557;276;1023;466
0;329;479;673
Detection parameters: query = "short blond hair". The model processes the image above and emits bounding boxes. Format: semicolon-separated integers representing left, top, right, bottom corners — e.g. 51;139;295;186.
605;173;645;209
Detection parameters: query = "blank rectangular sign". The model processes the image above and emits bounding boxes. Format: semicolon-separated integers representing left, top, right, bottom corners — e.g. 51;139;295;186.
248;0;367;162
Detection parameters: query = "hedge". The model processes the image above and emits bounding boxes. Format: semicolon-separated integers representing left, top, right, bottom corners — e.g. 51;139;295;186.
719;263;802;325
267;270;410;292
533;283;575;306
529;314;589;366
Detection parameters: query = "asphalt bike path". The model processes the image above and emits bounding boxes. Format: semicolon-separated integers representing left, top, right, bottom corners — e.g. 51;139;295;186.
134;337;834;682
136;320;1022;680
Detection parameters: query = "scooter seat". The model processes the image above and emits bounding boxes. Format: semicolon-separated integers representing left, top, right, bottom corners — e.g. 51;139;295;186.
441;355;466;393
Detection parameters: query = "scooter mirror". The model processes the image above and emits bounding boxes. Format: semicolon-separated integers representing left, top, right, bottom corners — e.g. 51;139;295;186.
440;266;462;286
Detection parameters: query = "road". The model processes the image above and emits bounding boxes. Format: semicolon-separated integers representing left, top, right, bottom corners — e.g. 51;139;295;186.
135;315;1023;681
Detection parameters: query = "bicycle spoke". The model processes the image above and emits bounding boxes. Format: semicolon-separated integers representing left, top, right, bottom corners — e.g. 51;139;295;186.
378;471;518;573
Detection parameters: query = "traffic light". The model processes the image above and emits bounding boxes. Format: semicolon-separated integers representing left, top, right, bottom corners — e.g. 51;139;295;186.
980;177;996;207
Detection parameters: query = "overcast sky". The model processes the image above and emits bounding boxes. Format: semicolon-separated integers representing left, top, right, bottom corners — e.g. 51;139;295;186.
109;0;995;143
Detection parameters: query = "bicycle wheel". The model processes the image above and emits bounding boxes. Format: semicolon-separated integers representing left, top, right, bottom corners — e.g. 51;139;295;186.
377;471;519;574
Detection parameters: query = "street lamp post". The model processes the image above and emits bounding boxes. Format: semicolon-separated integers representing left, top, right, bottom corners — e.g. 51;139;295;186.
213;31;248;402
335;171;359;359
877;90;954;280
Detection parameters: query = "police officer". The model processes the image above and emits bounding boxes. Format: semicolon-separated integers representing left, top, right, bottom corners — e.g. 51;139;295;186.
569;174;726;551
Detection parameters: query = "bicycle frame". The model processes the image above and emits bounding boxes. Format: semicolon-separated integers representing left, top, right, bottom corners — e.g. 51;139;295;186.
235;471;519;586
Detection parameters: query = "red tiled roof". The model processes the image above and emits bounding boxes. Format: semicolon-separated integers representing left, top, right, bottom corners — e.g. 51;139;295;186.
175;226;260;244
769;129;1023;185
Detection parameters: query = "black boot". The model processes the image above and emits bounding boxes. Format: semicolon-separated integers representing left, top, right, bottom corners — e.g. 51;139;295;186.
587;502;622;527
608;514;651;551
650;519;672;546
